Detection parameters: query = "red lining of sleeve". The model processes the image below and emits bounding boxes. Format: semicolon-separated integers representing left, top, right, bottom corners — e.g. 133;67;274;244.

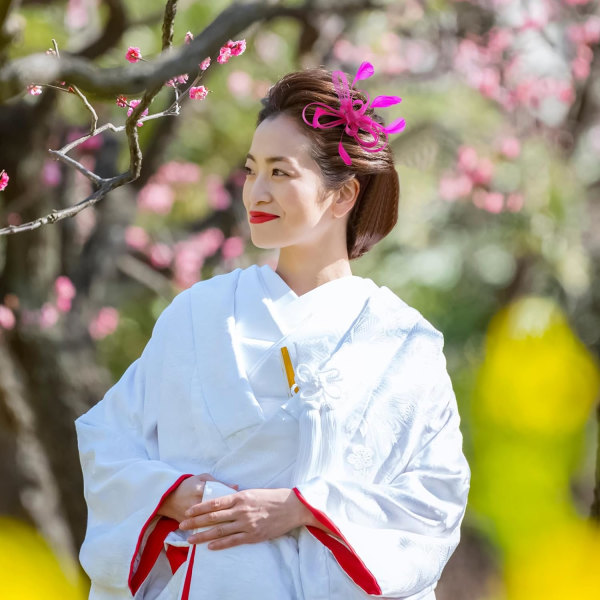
166;545;189;574
128;473;194;595
181;544;197;600
293;487;382;596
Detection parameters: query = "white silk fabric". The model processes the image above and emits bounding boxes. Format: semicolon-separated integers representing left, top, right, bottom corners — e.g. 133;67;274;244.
75;264;471;600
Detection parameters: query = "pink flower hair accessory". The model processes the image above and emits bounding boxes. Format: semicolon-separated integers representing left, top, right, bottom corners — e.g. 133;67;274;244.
301;61;406;166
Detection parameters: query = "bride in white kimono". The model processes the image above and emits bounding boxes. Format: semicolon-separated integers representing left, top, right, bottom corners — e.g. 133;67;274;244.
75;63;471;600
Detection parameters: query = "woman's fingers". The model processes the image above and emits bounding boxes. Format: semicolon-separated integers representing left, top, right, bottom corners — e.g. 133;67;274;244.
187;521;240;545
185;492;237;518
179;508;235;531
207;532;247;550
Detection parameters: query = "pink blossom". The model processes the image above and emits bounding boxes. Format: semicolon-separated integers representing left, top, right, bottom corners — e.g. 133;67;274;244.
487;28;513;57
137;182;175;215
155;161;201;185
222;236;244;259
572;56;591;81
439;173;472;201
39;303;59;329
42;160;62;187
165;74;189;87
199;57;211;70
127;99;149;127
217;47;232;64
205;174;231;210
506;192;524;212
27;85;42;96
89;307;119;340
173;243;204;289
194;227;225;257
499;137;521;159
583;16;600;45
0;305;16;330
116;95;128;107
477;67;501;99
125;225;150;251
0;170;9;191
226;39;246;57
126;46;142;63
54;275;76;301
149;243;174;269
185;31;194;44
227;71;253;97
470;158;494;186
457;146;479;173
56;297;72;313
189;85;208;100
476;191;504;213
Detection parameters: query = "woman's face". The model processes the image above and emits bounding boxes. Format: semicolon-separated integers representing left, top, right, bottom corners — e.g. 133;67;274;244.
242;114;339;251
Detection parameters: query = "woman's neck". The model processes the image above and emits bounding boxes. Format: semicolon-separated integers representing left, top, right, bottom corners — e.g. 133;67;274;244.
275;249;352;297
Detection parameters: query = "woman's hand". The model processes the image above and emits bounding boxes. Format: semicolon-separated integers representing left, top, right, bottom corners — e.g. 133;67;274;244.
178;488;317;550
157;473;238;523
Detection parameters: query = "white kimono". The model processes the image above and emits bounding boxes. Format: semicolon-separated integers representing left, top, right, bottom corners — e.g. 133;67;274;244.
74;264;471;600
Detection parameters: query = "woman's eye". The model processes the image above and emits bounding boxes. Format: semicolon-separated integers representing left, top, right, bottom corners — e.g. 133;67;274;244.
242;166;287;177
273;169;287;176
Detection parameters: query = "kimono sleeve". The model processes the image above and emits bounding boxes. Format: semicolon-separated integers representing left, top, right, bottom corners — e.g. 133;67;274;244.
293;350;471;598
74;291;194;598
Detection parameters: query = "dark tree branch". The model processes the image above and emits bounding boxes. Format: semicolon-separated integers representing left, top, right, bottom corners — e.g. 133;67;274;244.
0;0;383;102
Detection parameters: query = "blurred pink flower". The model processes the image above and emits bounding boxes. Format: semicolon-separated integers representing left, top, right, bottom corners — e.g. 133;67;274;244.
227;71;253;97
195;227;225;257
155;161;201;185
126;46;142;63
205;174;231;210
6;213;21;225
471;158;494;186
56;297;72;313
173;244;204;289
499;136;521;159
116;95;128;107
39;303;59;329
457;146;479;173
27;85;42;96
200;57;211;70
0;305;16;330
149;243;174;269
506;192;524;212
137;182;175;214
0;170;9;191
189;85;208;100
185;31;194;44
54;276;76;301
125;225;150;250
43;160;62;187
222;236;244;259
439;173;473;201
89;307;119;340
479;191;504;213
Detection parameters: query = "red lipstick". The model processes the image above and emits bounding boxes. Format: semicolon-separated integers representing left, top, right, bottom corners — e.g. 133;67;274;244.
249;211;280;224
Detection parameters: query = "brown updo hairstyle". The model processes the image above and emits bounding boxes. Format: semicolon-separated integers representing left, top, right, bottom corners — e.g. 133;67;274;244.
256;66;400;260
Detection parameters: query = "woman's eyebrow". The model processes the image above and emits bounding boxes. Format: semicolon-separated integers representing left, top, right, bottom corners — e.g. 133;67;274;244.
246;153;294;164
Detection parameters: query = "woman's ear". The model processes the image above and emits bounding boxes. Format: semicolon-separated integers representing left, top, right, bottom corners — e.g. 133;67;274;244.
332;177;360;219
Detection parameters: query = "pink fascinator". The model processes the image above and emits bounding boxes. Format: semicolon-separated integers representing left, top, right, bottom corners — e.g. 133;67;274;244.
301;61;406;166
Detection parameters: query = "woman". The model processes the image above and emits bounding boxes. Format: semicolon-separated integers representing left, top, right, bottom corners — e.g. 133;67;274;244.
75;63;471;600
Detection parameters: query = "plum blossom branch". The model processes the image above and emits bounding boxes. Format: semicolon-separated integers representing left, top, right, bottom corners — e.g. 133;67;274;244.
0;0;384;102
